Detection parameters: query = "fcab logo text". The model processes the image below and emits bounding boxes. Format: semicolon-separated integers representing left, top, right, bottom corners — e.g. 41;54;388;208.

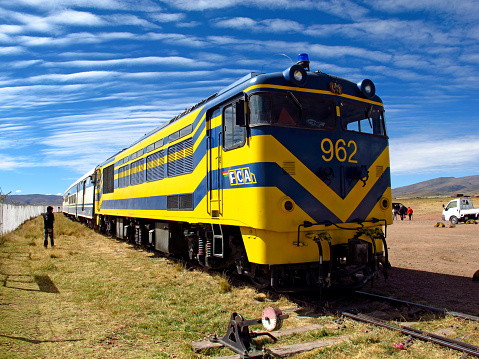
223;167;257;186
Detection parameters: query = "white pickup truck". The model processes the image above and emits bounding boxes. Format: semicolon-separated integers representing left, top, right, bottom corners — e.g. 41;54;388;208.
442;198;479;224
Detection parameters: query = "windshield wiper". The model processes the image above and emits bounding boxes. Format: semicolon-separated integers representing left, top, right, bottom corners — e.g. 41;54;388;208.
367;105;373;128
288;91;302;111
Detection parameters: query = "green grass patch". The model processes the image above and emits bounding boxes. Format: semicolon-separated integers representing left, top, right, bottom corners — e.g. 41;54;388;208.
0;214;477;358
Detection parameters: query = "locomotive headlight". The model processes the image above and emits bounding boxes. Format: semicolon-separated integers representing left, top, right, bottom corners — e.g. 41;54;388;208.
293;70;304;82
357;79;375;98
283;64;307;87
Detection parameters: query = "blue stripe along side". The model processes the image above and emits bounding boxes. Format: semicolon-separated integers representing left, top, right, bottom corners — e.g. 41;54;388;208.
100;161;388;224
101;161;355;224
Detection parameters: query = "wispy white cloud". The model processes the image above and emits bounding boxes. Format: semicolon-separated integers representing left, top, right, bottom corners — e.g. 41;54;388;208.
175;21;201;28
0;8;158;38
0;0;163;12
214;17;304;33
0;154;36;170
10;59;43;68
149;12;185;23
28;71;122;83
41;56;214;69
162;0;369;19
365;0;479;22
390;134;479;175
0;46;24;55
102;14;159;28
48;9;106;27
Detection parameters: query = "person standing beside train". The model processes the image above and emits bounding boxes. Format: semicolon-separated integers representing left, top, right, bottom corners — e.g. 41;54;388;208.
43;206;55;248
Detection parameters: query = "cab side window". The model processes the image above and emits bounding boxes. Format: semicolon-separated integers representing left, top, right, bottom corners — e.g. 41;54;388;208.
223;100;246;150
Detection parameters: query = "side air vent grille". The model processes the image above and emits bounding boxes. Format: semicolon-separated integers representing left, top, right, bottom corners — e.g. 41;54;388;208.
283;161;295;175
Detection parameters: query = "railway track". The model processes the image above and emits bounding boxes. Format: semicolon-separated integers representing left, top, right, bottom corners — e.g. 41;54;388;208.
341;311;479;358
192;277;479;358
355;290;479;322
293;290;479;358
112;240;479;357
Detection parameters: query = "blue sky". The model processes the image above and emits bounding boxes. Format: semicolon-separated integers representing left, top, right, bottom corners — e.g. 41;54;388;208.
1;0;478;196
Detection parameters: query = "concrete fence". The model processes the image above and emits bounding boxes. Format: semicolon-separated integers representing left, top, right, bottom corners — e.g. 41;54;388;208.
0;204;47;235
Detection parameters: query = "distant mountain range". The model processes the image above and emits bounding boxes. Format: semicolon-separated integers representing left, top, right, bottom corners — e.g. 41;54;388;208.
5;194;63;206
3;175;479;205
392;175;479;198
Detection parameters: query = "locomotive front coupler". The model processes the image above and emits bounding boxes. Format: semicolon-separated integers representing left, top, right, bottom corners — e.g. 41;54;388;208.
210;307;288;358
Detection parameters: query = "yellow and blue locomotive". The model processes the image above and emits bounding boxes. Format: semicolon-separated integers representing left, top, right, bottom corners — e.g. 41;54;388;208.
64;54;392;291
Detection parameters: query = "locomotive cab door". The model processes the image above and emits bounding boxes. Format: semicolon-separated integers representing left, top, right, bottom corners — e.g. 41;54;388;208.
94;168;102;214
206;97;247;219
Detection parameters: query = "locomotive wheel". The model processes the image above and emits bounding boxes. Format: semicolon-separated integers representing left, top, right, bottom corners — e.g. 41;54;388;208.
450;216;458;225
261;307;284;331
250;265;271;289
251;276;270;289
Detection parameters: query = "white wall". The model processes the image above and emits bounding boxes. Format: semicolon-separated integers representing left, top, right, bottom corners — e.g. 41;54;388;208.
0;204;48;235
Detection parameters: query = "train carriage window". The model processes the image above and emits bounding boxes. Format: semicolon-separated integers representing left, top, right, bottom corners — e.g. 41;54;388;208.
341;102;386;136
155;138;164;149
169;131;179;142
180;124;193;137
146;143;155;153
223;100;246;150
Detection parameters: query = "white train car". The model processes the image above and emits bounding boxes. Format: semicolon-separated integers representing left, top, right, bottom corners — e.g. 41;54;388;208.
63;168;96;224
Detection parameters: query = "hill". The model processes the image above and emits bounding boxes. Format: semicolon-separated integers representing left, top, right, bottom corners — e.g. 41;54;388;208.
392;175;479;198
6;194;63;206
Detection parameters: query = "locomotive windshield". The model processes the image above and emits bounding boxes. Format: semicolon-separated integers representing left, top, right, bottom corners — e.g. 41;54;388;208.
341;101;386;136
249;92;336;130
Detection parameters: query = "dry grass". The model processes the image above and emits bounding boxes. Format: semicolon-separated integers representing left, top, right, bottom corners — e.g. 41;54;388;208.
392;196;453;215
0;212;476;358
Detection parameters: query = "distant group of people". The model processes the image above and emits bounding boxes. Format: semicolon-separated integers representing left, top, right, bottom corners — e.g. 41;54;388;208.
393;204;413;220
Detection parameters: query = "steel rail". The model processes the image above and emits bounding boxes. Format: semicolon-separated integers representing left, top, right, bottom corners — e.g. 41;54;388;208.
342;312;479;357
355;291;479;322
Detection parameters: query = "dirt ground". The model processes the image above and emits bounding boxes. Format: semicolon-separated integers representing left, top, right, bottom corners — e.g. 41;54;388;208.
368;209;479;316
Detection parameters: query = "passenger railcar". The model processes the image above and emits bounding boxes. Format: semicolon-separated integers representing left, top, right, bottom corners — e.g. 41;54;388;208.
64;54;392;291
63;168;96;226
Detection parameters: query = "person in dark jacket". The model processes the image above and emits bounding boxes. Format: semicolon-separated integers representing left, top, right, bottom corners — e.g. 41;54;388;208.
43;206;55;248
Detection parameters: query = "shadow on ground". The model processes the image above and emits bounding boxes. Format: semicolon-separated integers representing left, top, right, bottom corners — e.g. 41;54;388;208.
369;267;479;316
